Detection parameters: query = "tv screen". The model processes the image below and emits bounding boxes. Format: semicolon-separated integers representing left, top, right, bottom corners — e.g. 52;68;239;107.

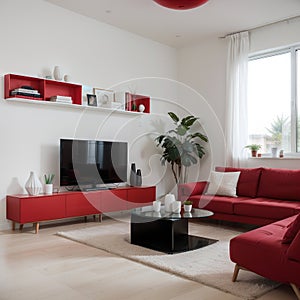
60;139;128;187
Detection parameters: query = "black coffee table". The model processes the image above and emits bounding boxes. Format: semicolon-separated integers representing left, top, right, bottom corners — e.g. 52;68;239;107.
130;206;217;254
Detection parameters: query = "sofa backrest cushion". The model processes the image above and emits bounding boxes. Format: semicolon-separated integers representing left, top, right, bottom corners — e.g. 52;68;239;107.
257;168;300;201
282;213;300;244
287;230;300;262
215;167;262;198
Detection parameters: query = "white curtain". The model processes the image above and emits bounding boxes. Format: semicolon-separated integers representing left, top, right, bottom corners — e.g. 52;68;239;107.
225;31;249;167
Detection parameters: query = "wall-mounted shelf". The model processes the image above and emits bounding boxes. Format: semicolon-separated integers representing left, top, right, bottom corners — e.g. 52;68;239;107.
4;74;151;115
5;97;149;116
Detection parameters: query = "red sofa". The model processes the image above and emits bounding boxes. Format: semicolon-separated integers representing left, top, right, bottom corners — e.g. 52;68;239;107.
179;167;300;298
179;167;300;225
230;214;300;299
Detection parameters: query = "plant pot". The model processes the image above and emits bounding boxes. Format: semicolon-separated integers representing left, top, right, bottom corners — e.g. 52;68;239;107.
251;150;257;157
44;183;53;194
184;204;192;212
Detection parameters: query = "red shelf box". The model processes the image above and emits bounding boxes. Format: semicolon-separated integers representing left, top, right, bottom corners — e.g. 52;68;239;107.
4;74;82;105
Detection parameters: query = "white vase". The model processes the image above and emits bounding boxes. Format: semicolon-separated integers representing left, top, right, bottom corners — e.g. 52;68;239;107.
172;201;181;213
139;104;145;113
53;66;63;81
25;171;42;196
44;183;53;194
164;194;175;212
271;147;278;158
153;200;161;212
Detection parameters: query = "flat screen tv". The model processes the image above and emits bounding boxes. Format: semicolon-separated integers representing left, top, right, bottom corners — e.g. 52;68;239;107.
60;139;128;188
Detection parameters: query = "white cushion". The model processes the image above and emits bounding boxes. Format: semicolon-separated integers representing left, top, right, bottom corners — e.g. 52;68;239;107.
205;171;241;197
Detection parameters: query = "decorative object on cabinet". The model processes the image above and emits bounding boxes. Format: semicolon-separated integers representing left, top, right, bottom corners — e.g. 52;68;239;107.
136;169;142;186
93;88;114;108
4;74;82;104
130;163;136;186
53;66;63;81
44;174;55;194
87;94;97;106
125;93;150;113
25;171;43;196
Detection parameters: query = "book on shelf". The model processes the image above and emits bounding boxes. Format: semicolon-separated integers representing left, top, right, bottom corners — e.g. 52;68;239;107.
12;88;40;94
11;91;41;98
49;96;72;103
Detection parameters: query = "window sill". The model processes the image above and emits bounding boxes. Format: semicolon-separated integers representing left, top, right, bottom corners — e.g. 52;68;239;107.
248;157;300;160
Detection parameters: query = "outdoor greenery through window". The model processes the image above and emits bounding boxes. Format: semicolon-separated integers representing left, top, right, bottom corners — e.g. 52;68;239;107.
247;45;300;155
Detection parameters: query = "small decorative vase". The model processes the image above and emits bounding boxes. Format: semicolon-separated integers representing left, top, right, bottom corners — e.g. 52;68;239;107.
271;147;278;158
136;169;142;186
53;66;63;81
130;163;136;186
153;200;161;212
64;74;70;82
25;171;42;196
44;183;53;194
165;194;175;212
138;104;145;113
172;201;181;213
184;204;192;212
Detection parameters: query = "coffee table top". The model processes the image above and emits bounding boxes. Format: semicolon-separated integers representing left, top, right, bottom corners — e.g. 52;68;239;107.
131;205;213;220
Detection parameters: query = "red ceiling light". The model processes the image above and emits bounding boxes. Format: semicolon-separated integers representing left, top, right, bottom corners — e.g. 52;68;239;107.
153;0;209;10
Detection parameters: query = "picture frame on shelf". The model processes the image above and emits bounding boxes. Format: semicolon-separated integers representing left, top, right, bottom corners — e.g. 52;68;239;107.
87;94;97;107
93;88;114;108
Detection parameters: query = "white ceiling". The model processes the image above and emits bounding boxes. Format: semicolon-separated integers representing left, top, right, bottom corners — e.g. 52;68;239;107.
46;0;300;48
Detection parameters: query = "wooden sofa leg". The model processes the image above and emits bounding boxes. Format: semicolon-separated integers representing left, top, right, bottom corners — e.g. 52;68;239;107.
291;284;300;300
232;264;240;282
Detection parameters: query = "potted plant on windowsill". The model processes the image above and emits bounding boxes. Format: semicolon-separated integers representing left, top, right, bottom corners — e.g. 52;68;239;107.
183;200;193;212
44;174;55;194
245;144;262;157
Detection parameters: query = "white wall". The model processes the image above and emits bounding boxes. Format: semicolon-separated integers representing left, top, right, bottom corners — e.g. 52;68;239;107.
178;17;300;175
0;0;179;229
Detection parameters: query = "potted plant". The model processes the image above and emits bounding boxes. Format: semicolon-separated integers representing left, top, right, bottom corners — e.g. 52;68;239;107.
155;112;208;184
245;144;261;157
44;174;55;194
183;200;193;212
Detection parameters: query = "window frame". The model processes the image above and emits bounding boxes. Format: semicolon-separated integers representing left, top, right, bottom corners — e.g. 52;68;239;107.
248;44;300;155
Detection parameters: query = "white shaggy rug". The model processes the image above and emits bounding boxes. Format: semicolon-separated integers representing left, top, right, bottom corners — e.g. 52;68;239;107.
57;220;280;300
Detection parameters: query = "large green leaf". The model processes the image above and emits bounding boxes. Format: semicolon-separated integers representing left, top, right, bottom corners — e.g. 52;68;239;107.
168;112;179;123
182;116;198;128
187;132;208;142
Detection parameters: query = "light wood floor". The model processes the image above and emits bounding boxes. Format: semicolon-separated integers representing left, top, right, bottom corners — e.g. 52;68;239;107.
0;216;296;300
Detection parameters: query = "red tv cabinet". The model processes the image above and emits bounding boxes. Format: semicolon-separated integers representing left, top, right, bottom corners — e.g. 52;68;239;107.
6;186;156;233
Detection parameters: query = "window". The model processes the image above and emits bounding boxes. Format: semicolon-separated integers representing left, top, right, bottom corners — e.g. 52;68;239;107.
247;46;300;155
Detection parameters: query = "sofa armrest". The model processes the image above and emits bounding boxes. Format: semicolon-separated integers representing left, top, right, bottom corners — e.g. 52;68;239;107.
287;230;300;263
178;181;208;202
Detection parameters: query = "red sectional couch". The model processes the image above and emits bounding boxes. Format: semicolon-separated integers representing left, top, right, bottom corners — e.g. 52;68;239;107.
230;214;300;299
179;167;300;299
179;167;300;225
